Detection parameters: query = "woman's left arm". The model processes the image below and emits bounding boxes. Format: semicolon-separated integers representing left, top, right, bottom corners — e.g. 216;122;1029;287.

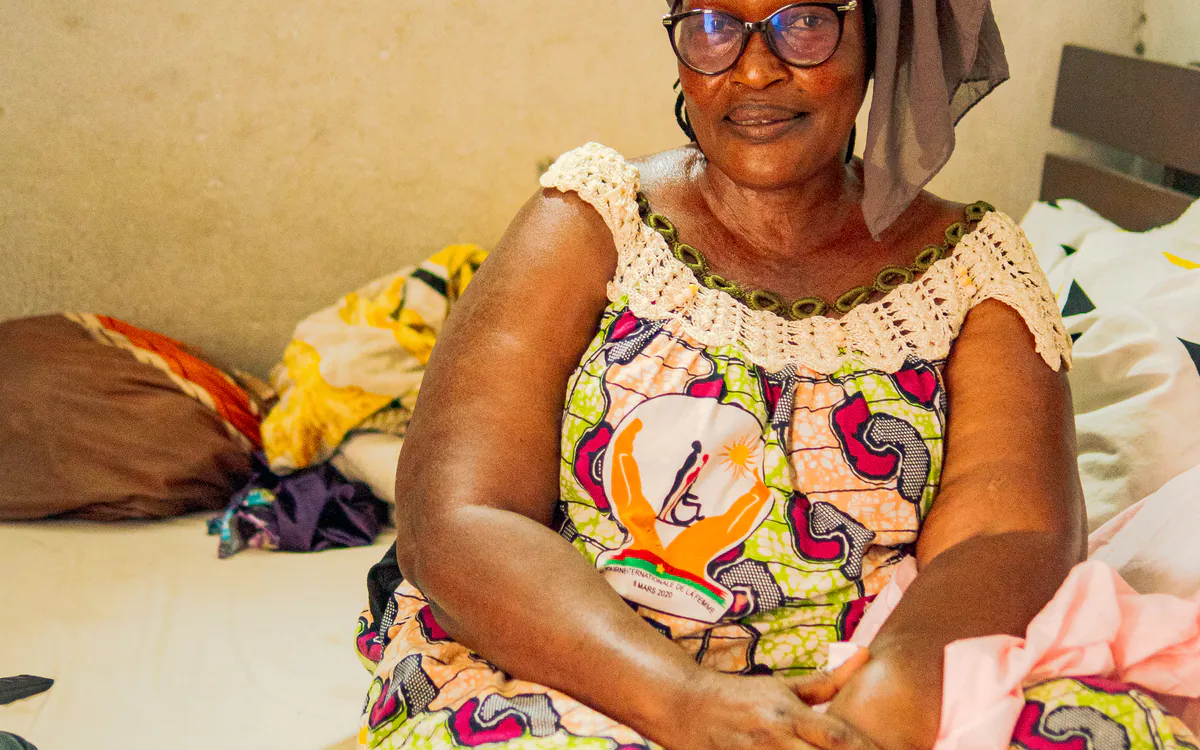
826;299;1087;750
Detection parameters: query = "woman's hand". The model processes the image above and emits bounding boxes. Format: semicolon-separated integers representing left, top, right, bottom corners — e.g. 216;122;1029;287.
825;640;943;750
663;651;877;750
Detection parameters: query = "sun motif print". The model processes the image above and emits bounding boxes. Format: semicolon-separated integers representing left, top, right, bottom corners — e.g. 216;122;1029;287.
599;394;774;622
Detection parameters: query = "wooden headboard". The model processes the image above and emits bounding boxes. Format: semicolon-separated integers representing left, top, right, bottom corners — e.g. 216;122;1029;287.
1041;45;1200;231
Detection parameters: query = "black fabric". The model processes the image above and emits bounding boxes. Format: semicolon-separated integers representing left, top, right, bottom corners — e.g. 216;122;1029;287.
410;268;449;298
1180;339;1200;378
367;541;405;623
0;733;37;750
0;676;53;706
1062;281;1097;317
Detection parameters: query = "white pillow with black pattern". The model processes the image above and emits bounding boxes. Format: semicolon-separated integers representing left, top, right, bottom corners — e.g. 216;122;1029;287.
1021;199;1119;274
1021;199;1200;530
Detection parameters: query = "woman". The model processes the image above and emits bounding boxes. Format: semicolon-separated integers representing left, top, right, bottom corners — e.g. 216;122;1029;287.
354;1;1198;748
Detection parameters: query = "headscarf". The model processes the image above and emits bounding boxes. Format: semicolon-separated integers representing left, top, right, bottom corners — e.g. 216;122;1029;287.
863;0;1008;236
664;0;1009;238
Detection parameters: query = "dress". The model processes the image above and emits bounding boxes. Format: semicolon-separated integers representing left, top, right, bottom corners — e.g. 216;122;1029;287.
354;144;1198;750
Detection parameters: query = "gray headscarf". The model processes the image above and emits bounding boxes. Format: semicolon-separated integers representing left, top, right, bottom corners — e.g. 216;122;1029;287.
665;0;1009;238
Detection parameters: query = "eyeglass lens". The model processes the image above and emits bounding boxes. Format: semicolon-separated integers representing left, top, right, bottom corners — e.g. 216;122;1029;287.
673;5;842;74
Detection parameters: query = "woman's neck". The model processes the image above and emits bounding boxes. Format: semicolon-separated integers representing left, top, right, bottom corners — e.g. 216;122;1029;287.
691;153;867;262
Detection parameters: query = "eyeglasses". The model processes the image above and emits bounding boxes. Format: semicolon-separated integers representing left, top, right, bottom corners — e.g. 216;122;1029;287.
663;1;858;76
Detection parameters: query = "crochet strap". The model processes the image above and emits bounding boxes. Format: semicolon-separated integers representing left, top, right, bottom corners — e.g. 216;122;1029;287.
540;143;1072;374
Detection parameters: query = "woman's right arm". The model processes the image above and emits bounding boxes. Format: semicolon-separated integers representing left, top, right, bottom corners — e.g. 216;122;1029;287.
393;189;873;750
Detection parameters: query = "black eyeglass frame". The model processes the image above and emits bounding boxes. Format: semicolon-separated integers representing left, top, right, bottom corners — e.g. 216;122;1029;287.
663;1;859;76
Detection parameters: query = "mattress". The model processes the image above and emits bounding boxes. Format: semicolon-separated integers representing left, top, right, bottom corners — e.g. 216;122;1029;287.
0;514;390;749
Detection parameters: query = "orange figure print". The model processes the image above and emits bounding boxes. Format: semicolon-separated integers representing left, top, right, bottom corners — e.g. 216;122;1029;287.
600;395;774;622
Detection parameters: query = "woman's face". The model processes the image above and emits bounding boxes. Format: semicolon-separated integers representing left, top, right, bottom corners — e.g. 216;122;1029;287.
676;0;869;190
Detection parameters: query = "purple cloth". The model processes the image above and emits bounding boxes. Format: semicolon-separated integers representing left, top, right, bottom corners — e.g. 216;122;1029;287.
210;452;389;558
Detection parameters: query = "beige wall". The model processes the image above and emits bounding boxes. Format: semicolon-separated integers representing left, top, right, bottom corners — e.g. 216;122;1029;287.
1;0;1141;375
921;0;1142;214
1143;0;1200;67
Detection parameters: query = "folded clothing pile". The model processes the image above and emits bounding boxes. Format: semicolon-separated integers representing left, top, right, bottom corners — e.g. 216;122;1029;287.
208;451;388;558
210;243;488;557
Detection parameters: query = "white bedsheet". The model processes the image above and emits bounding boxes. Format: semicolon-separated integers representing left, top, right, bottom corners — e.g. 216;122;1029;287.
0;514;389;749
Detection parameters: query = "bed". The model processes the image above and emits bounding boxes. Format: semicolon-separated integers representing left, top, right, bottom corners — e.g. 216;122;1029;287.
0;515;381;749
1040;44;1199;231
2;45;1198;750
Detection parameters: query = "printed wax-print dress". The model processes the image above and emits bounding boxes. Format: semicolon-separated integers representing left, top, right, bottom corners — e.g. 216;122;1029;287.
354;144;1198;750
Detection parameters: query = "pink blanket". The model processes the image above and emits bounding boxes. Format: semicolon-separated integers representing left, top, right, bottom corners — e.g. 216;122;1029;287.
840;556;1200;749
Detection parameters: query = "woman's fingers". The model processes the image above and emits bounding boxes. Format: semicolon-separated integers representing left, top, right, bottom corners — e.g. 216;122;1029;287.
783;647;870;705
791;708;881;750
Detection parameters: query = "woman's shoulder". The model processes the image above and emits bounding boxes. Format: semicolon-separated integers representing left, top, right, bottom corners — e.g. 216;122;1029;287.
541;142;697;193
536;143;700;251
538;143;641;232
628;146;700;190
884;191;972;249
485;187;616;319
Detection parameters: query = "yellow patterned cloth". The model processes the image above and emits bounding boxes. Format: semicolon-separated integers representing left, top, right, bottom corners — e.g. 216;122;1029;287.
262;244;488;473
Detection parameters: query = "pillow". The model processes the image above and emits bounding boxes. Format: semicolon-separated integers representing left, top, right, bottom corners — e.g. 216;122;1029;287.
1022;199;1200;530
330;432;404;505
1043;201;1200;310
1066;285;1200;528
0;314;263;520
1089;462;1200;599
1020;199;1120;273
